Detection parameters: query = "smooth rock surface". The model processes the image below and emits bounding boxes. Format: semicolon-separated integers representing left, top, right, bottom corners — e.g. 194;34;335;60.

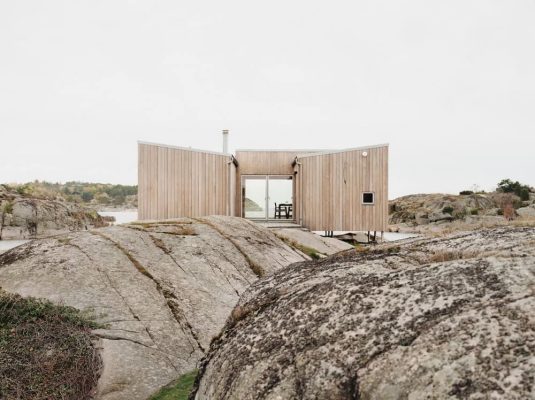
0;216;307;400
192;227;535;400
273;228;354;256
517;205;535;218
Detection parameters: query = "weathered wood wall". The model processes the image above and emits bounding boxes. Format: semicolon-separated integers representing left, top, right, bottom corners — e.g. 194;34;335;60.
297;145;388;231
138;142;232;220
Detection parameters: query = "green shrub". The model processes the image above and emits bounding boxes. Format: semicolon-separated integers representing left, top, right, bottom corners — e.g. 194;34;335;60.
442;206;454;215
470;208;479;215
497;179;531;201
150;370;198;400
459;190;473;195
519;187;530;201
497;208;504;216
15;184;33;196
2;201;14;214
81;191;94;202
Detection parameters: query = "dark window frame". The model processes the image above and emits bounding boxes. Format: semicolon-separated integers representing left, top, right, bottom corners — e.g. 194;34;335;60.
362;192;375;205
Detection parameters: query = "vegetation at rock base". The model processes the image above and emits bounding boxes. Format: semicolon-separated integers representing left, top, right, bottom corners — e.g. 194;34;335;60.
2;180;137;207
149;370;197;400
442;206;454;215
274;233;323;259
0;290;101;400
2;201;13;214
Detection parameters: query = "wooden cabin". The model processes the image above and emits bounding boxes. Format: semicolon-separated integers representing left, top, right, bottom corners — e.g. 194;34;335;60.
138;137;388;233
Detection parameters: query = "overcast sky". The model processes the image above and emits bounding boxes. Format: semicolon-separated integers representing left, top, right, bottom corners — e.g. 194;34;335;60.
1;0;533;198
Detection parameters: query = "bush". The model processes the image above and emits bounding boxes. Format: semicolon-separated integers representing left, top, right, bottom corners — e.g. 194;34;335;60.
459;190;474;195
2;201;14;214
442;206;454;215
15;184;33;196
0;290;101;399
470;208;479;215
497;179;531;201
81;192;94;202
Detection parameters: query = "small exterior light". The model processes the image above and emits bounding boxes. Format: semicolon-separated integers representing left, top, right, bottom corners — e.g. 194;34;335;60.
362;151;368;157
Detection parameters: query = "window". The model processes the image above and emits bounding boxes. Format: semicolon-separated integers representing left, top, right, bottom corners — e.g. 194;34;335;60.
362;192;374;204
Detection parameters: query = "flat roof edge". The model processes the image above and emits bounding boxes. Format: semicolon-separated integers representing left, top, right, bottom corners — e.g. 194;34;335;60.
138;141;231;157
235;149;326;153
296;143;389;158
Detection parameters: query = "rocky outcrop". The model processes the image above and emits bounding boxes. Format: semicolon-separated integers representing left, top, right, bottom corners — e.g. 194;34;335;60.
388;192;535;234
0;216;308;400
192;227;535;400
0;185;107;239
389;193;496;225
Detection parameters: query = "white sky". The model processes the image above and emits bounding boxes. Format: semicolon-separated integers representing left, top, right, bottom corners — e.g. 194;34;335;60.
0;0;534;199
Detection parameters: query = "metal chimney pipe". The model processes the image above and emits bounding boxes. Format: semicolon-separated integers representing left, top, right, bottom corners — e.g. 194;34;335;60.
222;129;229;153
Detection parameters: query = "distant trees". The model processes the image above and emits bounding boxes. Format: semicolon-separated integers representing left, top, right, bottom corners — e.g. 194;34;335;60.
5;181;137;207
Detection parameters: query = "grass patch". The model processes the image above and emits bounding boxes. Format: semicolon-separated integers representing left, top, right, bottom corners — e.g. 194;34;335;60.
274;234;323;260
150;370;198;400
127;222;196;235
2;201;14;214
57;237;72;245
0;290;101;400
293;243;322;259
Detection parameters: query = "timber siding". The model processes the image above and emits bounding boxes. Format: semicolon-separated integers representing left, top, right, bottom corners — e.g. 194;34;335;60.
138;141;388;232
138;142;233;220
296;145;388;231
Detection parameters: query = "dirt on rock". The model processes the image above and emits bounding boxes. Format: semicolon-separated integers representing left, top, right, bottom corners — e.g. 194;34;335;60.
192;226;535;400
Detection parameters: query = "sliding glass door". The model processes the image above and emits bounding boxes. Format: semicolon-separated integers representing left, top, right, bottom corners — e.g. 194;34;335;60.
242;176;267;219
242;175;293;220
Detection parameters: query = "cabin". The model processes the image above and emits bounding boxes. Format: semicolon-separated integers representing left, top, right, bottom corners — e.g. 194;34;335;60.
138;131;388;234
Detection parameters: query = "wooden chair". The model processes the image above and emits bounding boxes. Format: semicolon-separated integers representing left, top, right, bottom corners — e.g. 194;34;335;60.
274;203;282;219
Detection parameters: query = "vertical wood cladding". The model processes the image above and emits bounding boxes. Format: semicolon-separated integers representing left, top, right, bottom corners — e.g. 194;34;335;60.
138;143;232;220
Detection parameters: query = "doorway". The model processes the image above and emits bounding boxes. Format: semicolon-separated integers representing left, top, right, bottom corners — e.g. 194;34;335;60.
242;175;293;220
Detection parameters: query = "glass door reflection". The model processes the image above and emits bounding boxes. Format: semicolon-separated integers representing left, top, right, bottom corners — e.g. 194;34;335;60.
243;177;267;219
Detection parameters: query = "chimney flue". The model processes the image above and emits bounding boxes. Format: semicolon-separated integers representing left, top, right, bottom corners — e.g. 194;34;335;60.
222;129;229;154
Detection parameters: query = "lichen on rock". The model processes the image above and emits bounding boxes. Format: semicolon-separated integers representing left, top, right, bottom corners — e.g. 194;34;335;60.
191;226;535;400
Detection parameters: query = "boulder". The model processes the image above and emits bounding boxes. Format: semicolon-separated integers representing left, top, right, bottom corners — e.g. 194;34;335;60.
517;205;535;218
192;227;535;400
0;216;308;400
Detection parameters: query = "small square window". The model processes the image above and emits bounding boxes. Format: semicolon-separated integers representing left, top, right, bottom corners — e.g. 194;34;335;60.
362;192;374;204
